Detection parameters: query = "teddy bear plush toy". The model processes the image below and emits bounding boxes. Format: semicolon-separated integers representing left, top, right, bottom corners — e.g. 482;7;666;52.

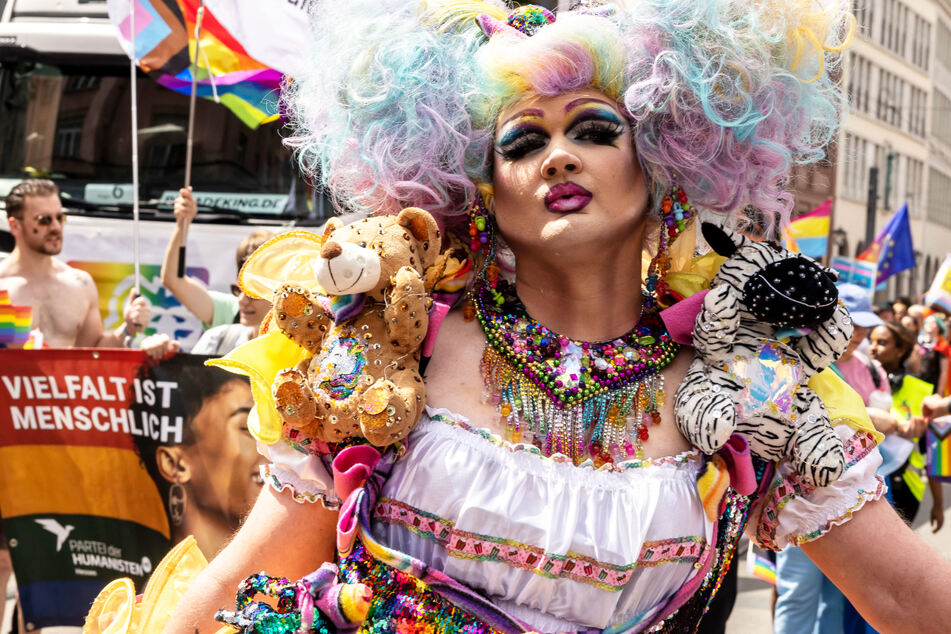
674;222;854;487
269;207;442;447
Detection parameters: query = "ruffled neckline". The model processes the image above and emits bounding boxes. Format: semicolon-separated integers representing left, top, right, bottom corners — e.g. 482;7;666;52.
423;405;700;473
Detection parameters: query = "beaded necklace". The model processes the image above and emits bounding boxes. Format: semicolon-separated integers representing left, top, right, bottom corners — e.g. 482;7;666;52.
472;270;679;467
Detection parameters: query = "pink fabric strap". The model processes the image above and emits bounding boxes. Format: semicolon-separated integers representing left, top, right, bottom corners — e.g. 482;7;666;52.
422;300;451;358
659;290;707;346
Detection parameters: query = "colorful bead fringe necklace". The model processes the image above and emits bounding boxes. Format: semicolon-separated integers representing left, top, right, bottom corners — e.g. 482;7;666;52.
472;268;679;467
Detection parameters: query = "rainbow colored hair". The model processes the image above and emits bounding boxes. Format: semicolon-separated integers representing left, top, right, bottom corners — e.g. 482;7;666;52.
283;0;853;231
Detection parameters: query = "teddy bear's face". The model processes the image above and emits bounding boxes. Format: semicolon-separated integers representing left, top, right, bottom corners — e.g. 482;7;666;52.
314;208;440;301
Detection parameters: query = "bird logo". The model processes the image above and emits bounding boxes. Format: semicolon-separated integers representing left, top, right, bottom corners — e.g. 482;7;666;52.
35;518;75;552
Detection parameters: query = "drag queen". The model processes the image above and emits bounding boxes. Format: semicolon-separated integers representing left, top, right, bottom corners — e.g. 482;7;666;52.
167;1;951;631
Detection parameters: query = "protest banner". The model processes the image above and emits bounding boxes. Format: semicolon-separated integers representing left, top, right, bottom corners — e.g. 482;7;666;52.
59;215;269;349
0;349;261;628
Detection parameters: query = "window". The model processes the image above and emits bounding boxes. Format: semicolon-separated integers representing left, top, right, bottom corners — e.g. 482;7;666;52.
937;21;951;70
842;133;872;201
876;68;903;128
906;157;924;213
908;85;927;137
928;168;951;227
932;90;951;148
53;117;83;159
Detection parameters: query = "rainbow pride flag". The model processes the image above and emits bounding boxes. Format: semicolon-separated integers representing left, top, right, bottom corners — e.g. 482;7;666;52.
746;545;777;586
784;199;830;259
0;289;33;348
107;0;280;129
927;416;951;480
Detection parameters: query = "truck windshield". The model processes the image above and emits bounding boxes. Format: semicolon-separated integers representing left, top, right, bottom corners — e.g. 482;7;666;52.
0;59;321;219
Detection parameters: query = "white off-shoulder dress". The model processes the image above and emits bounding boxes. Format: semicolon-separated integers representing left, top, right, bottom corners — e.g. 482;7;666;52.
260;405;884;632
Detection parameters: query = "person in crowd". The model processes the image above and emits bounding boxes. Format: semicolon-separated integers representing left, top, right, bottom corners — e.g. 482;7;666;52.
868;321;942;529
167;2;951;632
143;188;274;358
918;312;950;397
875;302;896;324
131;359;263;558
893;296;912;322
0;178;150;347
159;186;274;331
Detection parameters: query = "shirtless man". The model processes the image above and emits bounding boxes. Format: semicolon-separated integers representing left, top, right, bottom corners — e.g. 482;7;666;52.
0;179;150;347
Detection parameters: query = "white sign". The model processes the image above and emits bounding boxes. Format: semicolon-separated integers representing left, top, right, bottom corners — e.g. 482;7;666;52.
83;184;135;204
159;191;290;215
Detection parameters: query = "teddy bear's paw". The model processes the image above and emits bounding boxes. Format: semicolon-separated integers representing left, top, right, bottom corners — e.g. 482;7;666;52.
273;368;318;430
274;285;329;351
357;379;419;446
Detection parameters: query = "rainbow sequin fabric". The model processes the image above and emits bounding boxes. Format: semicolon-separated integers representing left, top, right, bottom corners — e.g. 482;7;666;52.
338;541;504;633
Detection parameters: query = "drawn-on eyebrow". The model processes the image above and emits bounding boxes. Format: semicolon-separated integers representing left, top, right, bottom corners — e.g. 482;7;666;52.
563;97;620;113
499;108;545;127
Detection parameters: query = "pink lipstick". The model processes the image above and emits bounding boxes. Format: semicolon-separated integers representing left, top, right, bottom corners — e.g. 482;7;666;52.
544;182;592;212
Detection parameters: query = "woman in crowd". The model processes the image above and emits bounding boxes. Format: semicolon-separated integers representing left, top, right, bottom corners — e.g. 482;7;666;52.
868;321;942;529
167;1;951;632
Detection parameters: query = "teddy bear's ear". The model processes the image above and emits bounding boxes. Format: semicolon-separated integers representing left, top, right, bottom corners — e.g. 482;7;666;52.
322;217;344;238
396;207;439;243
701;222;740;258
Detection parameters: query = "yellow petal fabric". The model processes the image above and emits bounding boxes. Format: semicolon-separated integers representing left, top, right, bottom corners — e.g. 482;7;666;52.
83;578;135;634
207;331;310;444
239;230;326;299
83;536;208;634
808;368;883;444
137;536;209;633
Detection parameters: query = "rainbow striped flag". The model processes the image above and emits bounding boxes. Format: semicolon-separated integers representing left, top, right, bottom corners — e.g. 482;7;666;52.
107;0;280;129
784;199;830;259
927;416;951;479
746;545;777;585
0;289;33;348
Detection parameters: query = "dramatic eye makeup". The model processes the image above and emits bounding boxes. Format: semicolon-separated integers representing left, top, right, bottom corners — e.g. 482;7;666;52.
564;99;625;146
495;110;548;161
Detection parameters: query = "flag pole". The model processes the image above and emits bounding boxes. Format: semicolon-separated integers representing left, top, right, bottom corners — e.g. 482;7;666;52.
129;0;141;295
178;2;205;277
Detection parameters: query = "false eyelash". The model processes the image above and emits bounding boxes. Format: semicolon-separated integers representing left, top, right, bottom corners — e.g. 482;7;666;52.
569;119;624;145
496;130;549;161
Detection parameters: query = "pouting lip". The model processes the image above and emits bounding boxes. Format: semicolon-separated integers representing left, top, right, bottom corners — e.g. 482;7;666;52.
544;182;592;211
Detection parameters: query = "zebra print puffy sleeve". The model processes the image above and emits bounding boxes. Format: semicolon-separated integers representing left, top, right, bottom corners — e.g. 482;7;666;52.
748;370;887;551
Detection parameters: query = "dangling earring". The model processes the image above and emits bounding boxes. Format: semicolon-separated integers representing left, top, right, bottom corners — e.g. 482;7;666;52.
464;184;502;321
468;185;493;255
168;481;187;526
645;184;692;310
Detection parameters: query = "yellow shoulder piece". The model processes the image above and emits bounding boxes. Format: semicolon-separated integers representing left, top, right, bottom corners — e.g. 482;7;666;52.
207;331;310;445
808;368;883;444
83;536;208;634
238;230;326;300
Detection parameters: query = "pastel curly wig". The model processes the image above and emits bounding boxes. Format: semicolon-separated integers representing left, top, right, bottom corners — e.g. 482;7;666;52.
283;0;853;233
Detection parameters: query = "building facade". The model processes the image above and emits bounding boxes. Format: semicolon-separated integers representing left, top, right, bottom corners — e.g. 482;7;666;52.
830;0;951;299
